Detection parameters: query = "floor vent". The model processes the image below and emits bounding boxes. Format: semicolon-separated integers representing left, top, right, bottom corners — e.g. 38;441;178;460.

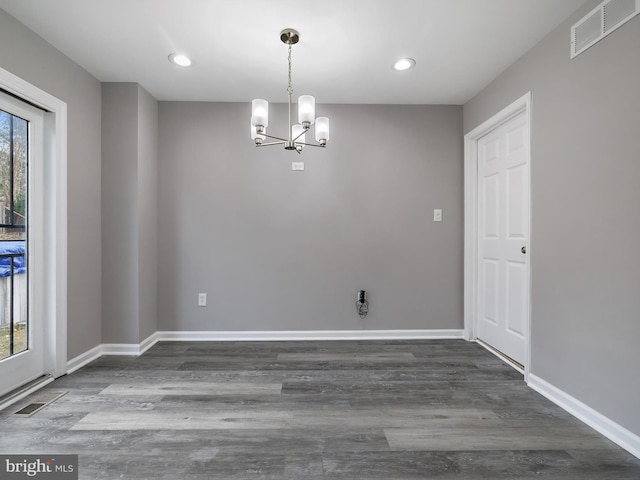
0;375;54;413
571;0;639;58
13;391;67;417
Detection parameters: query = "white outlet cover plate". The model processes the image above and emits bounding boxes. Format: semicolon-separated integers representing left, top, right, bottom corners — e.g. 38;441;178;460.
292;162;304;171
198;293;207;306
434;209;442;222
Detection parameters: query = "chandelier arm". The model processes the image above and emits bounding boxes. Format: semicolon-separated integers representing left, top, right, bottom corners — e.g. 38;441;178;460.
261;133;289;142
292;128;308;142
295;142;326;148
256;141;287;147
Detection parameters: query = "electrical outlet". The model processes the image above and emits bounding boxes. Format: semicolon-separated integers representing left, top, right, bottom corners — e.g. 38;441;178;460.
198;293;207;307
292;162;305;171
357;290;366;304
433;209;442;222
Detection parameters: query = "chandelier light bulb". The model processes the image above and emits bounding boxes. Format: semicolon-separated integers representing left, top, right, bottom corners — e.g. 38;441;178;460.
292;124;306;149
251;99;269;129
315;117;330;145
298;95;316;127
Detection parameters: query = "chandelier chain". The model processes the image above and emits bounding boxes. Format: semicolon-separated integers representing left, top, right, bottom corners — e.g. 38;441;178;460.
287;43;293;96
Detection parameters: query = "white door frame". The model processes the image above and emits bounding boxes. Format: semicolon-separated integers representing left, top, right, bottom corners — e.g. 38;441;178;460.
0;67;68;379
464;92;532;379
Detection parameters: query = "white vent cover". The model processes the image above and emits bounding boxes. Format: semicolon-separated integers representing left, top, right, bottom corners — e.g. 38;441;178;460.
571;0;639;58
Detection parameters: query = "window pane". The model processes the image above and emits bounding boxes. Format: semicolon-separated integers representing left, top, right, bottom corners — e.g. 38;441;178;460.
0;109;28;360
13;271;28;355
0;111;10;233
0;276;9;360
12;116;27;230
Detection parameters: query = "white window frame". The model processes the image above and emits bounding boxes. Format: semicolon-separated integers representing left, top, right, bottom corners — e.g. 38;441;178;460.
0;67;67;378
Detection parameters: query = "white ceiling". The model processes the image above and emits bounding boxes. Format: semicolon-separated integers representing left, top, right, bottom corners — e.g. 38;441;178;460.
0;0;588;104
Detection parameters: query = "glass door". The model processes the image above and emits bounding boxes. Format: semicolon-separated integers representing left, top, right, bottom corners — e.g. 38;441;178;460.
0;93;44;397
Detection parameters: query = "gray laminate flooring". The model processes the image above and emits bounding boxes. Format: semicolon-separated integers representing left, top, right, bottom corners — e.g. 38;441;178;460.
1;339;639;479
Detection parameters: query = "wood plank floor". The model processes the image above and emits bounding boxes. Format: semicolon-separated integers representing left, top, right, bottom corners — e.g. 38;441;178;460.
1;339;639;479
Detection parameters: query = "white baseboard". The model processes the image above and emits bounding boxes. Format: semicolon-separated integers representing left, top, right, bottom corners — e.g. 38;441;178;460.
154;329;464;342
101;331;162;356
66;329;462;372
101;343;145;356
138;331;161;355
66;344;103;374
528;373;640;459
66;332;161;373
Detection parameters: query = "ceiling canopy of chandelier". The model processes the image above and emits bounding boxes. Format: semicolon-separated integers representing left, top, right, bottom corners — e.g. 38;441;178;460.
250;29;330;153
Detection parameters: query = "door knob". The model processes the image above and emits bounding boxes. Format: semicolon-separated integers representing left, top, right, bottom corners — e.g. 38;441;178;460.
521;246;526;254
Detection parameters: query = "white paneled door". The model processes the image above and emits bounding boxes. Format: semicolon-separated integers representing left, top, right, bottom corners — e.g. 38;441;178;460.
477;110;529;365
0;93;45;397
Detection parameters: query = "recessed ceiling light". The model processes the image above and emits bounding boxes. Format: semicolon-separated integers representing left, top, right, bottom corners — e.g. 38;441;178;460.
393;58;416;71
169;53;192;67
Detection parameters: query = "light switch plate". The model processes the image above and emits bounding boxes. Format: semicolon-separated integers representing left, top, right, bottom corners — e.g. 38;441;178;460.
198;293;207;307
292;162;305;171
434;209;442;222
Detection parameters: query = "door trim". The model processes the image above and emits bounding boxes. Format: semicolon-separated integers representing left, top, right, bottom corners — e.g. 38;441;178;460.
464;92;532;379
0;67;68;378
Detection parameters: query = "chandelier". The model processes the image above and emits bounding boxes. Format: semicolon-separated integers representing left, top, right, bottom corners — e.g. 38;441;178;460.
250;28;330;153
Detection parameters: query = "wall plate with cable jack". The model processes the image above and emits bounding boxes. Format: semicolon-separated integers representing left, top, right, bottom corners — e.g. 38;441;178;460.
357;290;366;304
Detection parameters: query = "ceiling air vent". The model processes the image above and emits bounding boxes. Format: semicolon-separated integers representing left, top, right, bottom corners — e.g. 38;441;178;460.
571;0;639;58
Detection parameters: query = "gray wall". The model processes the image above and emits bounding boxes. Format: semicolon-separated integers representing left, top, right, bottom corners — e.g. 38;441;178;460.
137;85;159;341
0;9;102;359
158;102;463;332
102;83;140;344
464;2;640;435
102;83;158;344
